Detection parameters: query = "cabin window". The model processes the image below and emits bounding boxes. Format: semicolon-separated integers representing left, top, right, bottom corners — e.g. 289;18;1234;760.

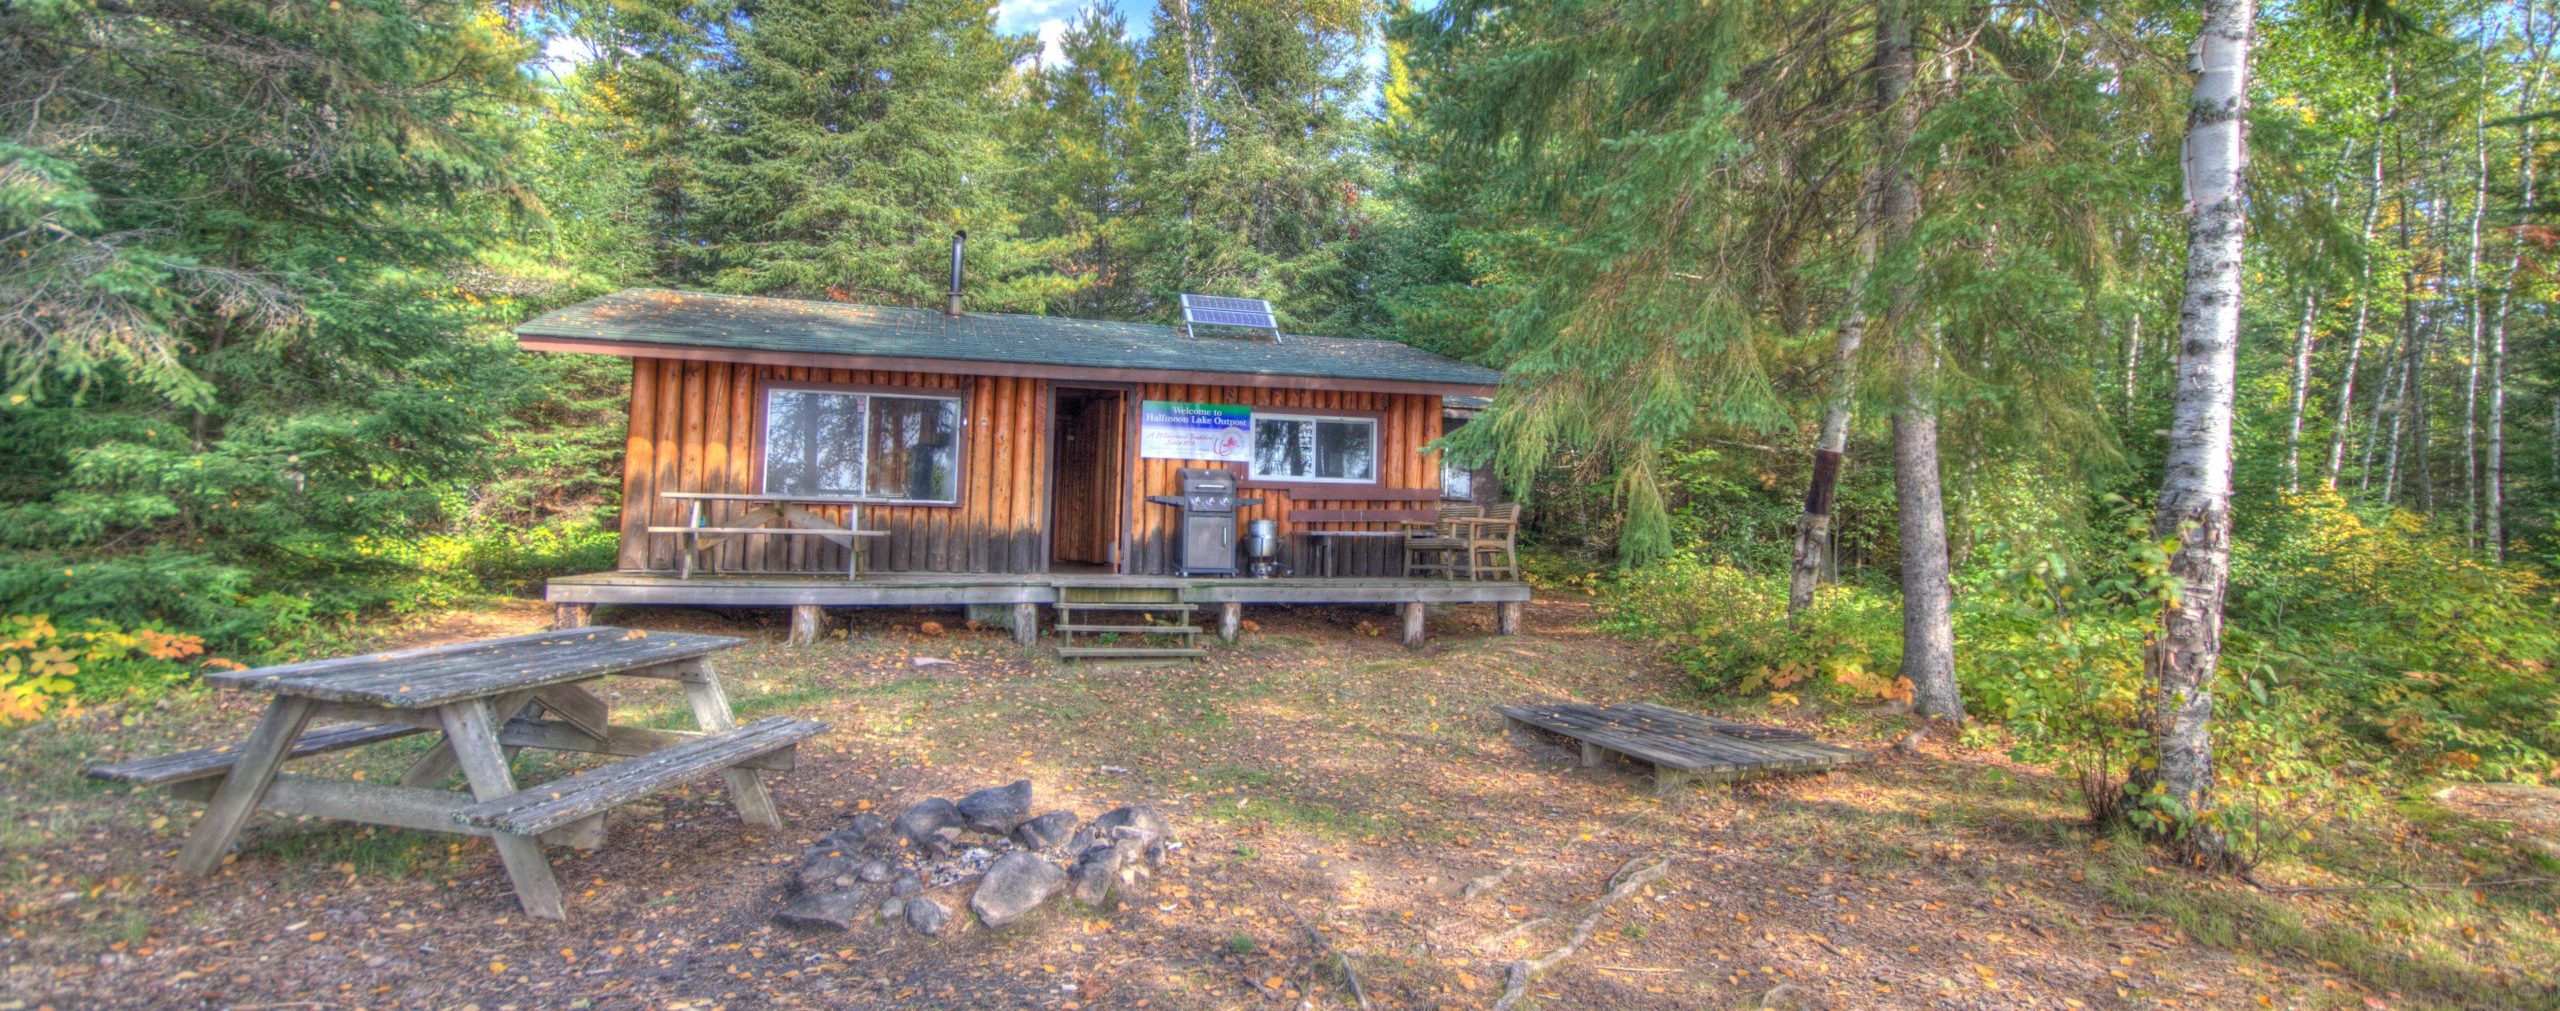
1441;461;1474;500
760;386;961;504
1249;414;1376;484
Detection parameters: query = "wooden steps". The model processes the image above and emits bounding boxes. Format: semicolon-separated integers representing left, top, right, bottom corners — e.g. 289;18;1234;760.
1051;584;1204;662
454;716;826;836
1498;701;1871;793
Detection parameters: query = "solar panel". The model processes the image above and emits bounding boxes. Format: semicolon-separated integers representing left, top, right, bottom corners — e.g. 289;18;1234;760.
1180;293;1281;341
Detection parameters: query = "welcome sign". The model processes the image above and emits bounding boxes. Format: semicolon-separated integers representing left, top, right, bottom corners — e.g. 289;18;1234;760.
1138;400;1251;461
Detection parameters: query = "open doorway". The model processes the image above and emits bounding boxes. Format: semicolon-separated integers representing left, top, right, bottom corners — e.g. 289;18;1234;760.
1049;387;1127;572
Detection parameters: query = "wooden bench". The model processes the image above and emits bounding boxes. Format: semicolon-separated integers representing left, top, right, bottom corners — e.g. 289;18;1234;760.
1498;701;1871;793
653;493;888;579
86;722;428;786
1291;507;1439;576
456;717;826;836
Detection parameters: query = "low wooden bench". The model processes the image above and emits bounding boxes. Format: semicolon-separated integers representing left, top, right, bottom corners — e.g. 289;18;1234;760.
1291;507;1438;576
456;716;826;836
86;722;428;787
1499;701;1871;793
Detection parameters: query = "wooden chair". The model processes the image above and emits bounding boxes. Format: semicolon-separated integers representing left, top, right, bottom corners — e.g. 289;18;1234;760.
1457;503;1521;581
1404;504;1480;579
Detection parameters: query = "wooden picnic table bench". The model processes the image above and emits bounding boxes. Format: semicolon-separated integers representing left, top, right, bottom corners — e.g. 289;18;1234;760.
84;628;825;920
651;491;888;580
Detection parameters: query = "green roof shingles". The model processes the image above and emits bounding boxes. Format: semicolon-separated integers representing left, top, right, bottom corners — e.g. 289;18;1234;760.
516;288;1501;391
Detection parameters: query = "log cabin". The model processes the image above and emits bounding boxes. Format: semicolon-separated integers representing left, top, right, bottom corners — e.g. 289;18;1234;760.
516;284;1522;652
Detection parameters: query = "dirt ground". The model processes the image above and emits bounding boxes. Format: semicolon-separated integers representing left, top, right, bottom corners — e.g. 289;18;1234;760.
0;594;2549;1009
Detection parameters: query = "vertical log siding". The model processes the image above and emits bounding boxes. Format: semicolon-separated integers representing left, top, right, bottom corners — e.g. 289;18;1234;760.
615;359;1446;576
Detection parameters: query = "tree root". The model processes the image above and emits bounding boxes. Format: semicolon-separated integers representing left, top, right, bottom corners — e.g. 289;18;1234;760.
1491;856;1669;1011
1303;925;1373;1011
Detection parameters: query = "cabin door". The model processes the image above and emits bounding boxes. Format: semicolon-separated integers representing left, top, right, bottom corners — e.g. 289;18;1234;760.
1048;387;1128;571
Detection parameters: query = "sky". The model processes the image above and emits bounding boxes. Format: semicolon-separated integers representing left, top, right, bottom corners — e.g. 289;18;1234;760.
994;0;1158;66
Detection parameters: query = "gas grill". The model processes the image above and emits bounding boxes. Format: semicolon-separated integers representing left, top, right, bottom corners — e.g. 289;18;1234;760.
1147;468;1265;576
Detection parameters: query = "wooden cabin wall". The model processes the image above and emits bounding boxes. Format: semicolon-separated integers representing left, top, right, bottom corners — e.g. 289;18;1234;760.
617;358;1049;574
1128;383;1444;577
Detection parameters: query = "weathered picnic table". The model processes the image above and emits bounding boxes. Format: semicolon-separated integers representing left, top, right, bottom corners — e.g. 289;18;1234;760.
84;628;825;920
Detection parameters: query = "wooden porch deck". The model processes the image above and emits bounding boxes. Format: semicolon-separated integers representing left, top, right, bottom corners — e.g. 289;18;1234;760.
544;570;1532;648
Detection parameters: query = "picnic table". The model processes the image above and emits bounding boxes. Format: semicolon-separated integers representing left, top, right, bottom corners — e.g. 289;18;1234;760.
652;491;888;580
85;628;825;920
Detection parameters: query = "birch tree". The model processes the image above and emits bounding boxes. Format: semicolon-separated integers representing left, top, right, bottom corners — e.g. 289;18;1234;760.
2484;3;2550;558
2136;0;2257;850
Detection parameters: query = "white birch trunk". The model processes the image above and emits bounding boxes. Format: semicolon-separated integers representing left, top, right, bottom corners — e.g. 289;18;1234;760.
2284;288;2319;494
2462;93;2490;545
2487;7;2549;559
2325;71;2393;489
2140;0;2256;837
2123;312;2143;418
1789;174;1881;615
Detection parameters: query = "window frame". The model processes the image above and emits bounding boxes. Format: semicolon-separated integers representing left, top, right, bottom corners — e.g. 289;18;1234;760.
754;379;967;507
1246;411;1382;486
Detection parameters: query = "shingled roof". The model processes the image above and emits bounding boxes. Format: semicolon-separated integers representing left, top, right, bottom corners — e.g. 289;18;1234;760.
516;288;1501;394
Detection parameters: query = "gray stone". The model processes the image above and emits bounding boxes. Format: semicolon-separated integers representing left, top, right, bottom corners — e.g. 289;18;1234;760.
1067;844;1123;907
775;890;865;931
970;852;1066;928
1012;810;1079;852
796;856;857;894
893;874;924;898
879;897;906;921
895;798;964;852
957;779;1034;833
1091;805;1173;865
1759;982;1812;1010
905;897;952;936
844;812;889;841
856;858;896;884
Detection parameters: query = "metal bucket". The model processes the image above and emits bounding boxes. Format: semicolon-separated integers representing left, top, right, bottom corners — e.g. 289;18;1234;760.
1244;519;1281;562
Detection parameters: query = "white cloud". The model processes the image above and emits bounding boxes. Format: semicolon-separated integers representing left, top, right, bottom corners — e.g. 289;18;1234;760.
538;33;600;76
1035;18;1071;66
991;0;1079;34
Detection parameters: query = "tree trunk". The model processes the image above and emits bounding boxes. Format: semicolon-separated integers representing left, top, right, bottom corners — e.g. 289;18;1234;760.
1789;164;1882;616
2363;341;2403;491
2122;311;2142;419
2462;95;2490;545
2487;8;2548;559
2325;71;2393;489
2283;288;2319;493
1874;0;1961;722
2138;0;2256;848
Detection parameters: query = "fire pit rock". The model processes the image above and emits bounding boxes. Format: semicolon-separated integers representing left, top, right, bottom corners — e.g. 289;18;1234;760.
778;787;1177;937
970;851;1067;927
957;779;1035;833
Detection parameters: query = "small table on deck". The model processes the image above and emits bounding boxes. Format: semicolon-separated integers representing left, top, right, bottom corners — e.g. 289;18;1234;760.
88;628;824;920
653;492;887;580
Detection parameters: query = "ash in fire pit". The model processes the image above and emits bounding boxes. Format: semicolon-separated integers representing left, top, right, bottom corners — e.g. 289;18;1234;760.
776;780;1174;937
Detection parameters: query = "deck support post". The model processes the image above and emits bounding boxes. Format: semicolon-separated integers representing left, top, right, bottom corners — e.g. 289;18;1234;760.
787;605;824;646
554;603;593;630
1219;602;1242;644
1496;600;1523;635
1011;602;1039;646
1400;601;1427;650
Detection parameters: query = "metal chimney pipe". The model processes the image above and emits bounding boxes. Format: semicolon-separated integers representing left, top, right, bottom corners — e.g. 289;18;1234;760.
945;231;967;317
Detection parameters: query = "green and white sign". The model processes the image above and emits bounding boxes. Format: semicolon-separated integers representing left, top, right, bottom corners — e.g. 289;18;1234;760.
1139;400;1250;461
